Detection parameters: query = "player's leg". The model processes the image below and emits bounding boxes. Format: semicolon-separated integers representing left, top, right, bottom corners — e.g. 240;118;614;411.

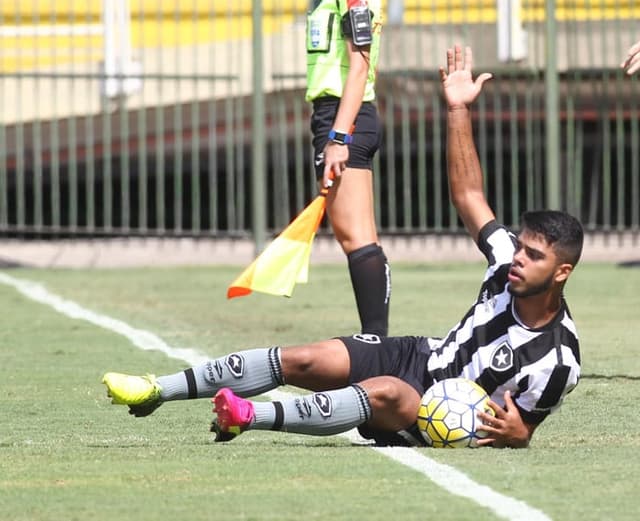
326;168;391;337
102;347;283;416
213;336;426;440
358;376;422;432
102;339;351;416
212;375;419;439
279;338;351;390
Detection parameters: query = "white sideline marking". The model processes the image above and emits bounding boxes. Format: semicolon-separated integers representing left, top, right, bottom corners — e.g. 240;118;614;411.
373;446;551;521
0;272;551;521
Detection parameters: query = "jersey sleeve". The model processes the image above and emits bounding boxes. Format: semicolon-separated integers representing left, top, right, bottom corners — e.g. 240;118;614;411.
340;1;367;15
514;341;581;425
339;1;381;19
343;0;369;11
477;220;517;269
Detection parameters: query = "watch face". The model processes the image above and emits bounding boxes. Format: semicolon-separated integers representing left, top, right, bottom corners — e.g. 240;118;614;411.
329;129;352;144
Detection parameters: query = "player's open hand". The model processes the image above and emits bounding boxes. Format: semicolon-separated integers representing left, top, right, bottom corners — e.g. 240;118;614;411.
476;390;534;448
440;45;492;111
621;40;640;75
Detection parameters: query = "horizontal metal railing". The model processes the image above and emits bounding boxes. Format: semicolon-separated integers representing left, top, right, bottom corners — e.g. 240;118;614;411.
0;2;638;240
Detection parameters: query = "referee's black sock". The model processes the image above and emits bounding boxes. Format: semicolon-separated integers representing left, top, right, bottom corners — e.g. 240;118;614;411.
347;243;391;337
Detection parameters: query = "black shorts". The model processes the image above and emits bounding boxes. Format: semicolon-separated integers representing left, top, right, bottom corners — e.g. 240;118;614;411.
339;334;435;446
310;97;382;179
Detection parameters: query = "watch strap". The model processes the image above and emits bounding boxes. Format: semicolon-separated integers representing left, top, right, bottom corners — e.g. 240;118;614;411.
328;129;353;145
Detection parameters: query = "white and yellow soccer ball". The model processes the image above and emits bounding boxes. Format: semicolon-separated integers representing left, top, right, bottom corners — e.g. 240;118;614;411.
417;378;496;448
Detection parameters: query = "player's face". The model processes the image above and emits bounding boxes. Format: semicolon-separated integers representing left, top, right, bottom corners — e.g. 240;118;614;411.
507;230;561;298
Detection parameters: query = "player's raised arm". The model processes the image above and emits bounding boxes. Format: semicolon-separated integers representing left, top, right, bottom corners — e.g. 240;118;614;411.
440;45;494;243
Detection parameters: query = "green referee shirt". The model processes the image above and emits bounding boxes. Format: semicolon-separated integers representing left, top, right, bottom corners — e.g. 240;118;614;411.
305;0;382;102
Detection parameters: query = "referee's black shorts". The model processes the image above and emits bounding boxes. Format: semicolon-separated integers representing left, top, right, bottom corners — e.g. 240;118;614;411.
310;97;382;179
338;334;435;446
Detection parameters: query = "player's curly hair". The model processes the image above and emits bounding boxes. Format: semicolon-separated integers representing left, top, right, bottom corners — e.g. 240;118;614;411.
520;210;584;266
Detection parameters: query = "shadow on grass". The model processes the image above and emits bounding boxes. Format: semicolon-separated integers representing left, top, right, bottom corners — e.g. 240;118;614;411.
581;373;640;380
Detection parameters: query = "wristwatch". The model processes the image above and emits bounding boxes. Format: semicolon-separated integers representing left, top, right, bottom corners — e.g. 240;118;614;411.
328;129;353;145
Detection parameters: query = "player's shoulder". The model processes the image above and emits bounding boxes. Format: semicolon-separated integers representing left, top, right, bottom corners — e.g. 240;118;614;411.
478;220;515;243
477;220;517;266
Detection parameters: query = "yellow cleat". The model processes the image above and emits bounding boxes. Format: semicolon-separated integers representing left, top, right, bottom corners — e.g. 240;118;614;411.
102;372;163;417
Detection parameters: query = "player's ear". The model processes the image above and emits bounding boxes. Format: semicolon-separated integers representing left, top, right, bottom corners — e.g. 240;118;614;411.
554;263;573;283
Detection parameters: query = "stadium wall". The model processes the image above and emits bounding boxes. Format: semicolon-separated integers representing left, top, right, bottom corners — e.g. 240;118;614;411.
0;2;639;248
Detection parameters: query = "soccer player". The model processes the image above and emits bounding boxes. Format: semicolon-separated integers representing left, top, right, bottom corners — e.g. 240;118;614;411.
103;46;584;449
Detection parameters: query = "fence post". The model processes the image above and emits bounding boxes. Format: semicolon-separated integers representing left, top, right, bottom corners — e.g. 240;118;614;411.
100;0;142;103
544;0;560;209
252;1;267;253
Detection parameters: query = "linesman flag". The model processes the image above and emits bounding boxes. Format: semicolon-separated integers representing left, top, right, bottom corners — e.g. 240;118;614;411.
227;189;328;299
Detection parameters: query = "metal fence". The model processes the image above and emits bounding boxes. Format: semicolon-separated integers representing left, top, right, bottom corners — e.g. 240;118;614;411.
1;1;639;240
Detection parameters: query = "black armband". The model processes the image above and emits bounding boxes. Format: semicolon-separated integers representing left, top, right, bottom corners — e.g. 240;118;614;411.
341;6;373;46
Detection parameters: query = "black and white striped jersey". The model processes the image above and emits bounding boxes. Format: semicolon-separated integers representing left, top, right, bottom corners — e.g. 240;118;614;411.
426;220;581;425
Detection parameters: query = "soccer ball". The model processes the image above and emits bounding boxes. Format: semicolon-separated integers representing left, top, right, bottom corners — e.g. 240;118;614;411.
417;378;495;448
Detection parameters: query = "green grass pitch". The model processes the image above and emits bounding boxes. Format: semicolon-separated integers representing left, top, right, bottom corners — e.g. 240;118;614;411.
1;262;639;521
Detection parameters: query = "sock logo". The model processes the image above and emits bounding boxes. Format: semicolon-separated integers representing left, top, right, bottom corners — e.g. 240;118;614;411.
312;392;332;417
214;360;224;379
205;361;216;383
225;354;245;378
294;398;312;420
205;360;225;383
384;262;392;304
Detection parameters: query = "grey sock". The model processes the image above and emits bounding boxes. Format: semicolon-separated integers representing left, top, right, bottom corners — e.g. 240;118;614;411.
157;347;283;401
250;385;372;436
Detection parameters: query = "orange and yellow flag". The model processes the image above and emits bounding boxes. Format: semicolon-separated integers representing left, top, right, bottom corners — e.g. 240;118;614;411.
227;191;327;298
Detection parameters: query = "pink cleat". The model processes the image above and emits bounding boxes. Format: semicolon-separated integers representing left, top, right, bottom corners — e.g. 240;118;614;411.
211;388;255;441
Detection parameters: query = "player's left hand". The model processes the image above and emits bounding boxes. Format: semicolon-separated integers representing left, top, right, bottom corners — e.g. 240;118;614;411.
476;390;534;448
440;45;492;110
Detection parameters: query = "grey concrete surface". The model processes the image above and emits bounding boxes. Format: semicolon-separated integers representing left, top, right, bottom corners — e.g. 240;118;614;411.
1;232;638;269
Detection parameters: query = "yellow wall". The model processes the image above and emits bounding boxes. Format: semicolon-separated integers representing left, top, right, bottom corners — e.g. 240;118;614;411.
400;0;640;23
2;1;639;71
0;1;304;72
0;1;308;20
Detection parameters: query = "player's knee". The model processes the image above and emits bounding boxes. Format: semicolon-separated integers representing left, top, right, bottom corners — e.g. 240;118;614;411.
365;377;403;407
364;377;420;418
280;346;316;378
